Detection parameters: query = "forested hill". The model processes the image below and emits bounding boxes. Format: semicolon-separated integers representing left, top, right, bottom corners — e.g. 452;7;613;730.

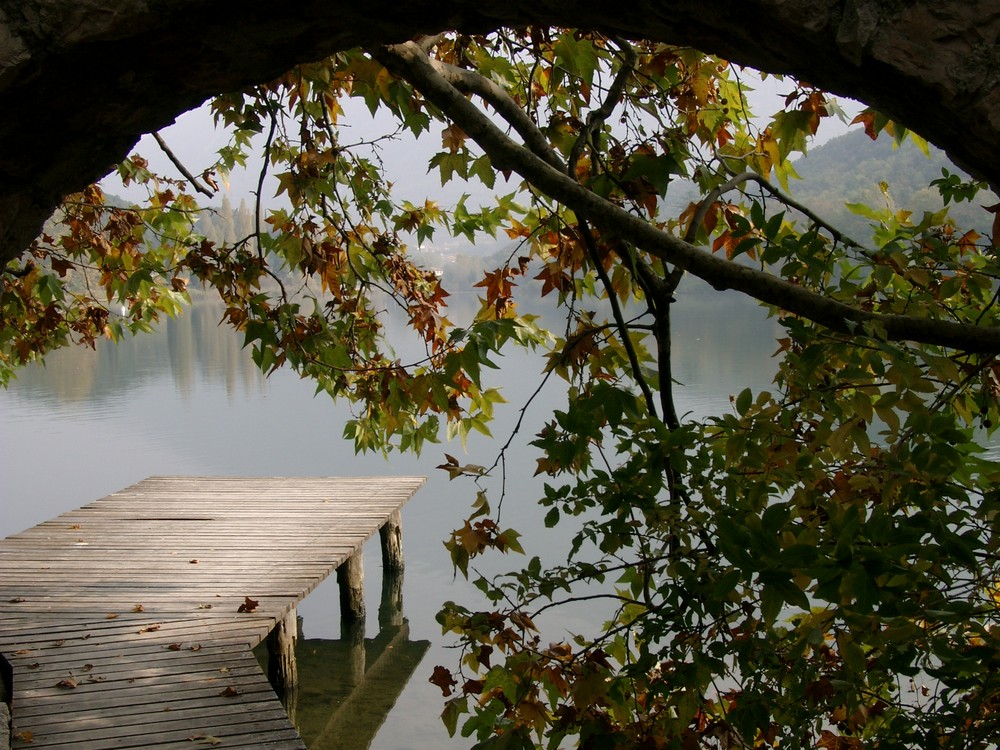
788;128;997;240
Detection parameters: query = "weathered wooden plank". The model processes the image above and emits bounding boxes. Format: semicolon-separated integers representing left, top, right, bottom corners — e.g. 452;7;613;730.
1;475;424;750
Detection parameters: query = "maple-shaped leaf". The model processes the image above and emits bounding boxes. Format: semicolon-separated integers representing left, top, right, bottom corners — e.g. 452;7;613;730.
219;686;240;697
237;596;259;613
430;665;458;696
56;675;78;689
462;678;484;696
441;123;467;153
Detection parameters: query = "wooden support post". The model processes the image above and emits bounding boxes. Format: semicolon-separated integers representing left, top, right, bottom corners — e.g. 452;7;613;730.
267;606;299;694
378;509;404;628
379;509;404;574
337;549;365;623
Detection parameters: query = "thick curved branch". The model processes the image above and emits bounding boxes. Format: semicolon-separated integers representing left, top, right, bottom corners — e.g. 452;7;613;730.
373;41;1000;355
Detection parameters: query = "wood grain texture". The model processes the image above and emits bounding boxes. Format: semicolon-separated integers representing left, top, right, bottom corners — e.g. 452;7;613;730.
0;475;425;749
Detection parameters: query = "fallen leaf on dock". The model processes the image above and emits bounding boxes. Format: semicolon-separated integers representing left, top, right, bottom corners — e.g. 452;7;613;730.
219;686;239;697
8;597;25;603
56;675;78;689
167;643;182;651
189;735;222;746
236;596;259;613
138;624;161;633
133;604;144;612
106;613;118;619
14;731;33;743
82;664;94;671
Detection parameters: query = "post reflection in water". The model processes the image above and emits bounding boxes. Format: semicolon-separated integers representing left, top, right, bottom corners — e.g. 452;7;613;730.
256;554;431;749
0;282;781;749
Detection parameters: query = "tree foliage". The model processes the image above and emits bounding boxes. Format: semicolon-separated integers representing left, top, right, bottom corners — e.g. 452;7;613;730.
5;26;1000;749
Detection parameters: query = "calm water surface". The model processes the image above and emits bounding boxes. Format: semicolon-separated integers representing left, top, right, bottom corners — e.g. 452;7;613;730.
0;283;780;748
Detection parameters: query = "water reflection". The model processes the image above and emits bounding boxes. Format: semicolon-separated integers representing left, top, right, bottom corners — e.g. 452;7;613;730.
12;297;267;408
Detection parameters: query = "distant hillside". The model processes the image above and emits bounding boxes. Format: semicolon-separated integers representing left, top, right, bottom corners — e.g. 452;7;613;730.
788;129;996;240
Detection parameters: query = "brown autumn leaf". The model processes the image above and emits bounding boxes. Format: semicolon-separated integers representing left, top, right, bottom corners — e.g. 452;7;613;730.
27;662;39;669
818;730;864;750
441;123;467;153
189;559;199;564
138;624;161;634
166;643;183;651
851;111;878;140
219;686;239;697
81;663;94;672
429;665;457;696
106;613;119;620
132;604;144;612
9;597;26;603
56;675;78;689
14;731;33;743
189;735;222;746
237;596;259;613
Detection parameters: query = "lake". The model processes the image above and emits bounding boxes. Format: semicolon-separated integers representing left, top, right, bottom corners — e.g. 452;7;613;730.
0;280;781;748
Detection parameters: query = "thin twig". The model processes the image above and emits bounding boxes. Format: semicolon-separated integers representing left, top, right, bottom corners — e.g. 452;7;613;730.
255;103;278;262
151;132;215;198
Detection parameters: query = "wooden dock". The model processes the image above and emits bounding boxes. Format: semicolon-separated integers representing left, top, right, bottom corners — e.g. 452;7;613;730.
0;475;425;749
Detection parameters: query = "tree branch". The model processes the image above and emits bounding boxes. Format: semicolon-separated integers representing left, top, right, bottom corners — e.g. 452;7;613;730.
567;36;637;178
151;132;216;198
372;41;1000;355
693;169;869;253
